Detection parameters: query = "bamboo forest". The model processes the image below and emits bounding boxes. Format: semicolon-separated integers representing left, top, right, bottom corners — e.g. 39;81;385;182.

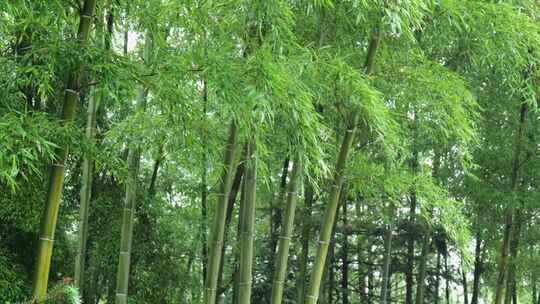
2;0;540;304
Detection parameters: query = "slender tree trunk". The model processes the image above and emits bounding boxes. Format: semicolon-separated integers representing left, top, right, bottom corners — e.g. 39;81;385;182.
305;113;358;304
471;231;482;304
306;19;380;304
216;163;244;301
233;172;247;304
505;210;522;304
201;80;209;284
462;260;469;304
271;161;301;304
32;0;98;300
114;31;153;304
74;87;99;292
204;121;239;304
415;233;430;304
238;139;258;304
341;196;349;304
406;189;417;304
297;183;313;304
494;103;528;304
445;252;450;304
269;158;290;273
380;204;394;304
435;252;441;304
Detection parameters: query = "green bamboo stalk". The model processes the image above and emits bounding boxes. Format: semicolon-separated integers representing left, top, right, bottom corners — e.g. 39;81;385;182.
296;183;313;304
380;204;394;304
270;160;301;304
305;113;358;304
204;121;239;304
115;31;153;304
32;0;98;300
237;140;258;304
74;89;99;292
74;4;113;292
494;103;529;304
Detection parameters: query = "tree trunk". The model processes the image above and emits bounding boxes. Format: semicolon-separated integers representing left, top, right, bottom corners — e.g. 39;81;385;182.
505;210;522;304
237;139;258;304
445;252;450;304
32;0;98;300
415;233;430;304
201;79;209;284
462;261;469;304
269;158;290;274
203;121;239;304
471;231;482;304
341;196;349;304
297;182;313;304
216;163;244;301
74;86;99;292
494;102;528;304
435;252;441;304
270;161;301;304
305;18;380;303
406;190;417;304
305;113;358;304
380;204;394;304
114;31;153;304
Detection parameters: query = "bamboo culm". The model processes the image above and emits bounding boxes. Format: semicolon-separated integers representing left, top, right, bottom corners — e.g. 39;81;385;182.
32;0;98;300
494;103;528;304
74;89;99;293
305;113;358;304
237;139;258;304
203;121;239;304
270;161;301;304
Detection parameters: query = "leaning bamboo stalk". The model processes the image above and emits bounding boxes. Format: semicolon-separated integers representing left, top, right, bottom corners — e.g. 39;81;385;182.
270;160;301;304
237;139;258;304
32;0;98;300
204;121;239;304
305;113;358;304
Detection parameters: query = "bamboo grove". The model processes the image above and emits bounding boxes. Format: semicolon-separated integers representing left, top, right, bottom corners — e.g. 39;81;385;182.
1;1;540;304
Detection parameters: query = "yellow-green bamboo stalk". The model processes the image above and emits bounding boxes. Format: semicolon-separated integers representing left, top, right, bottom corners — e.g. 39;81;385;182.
238;139;258;304
32;0;98;300
270;160;301;304
74;90;99;292
305;113;358;304
204;121;239;304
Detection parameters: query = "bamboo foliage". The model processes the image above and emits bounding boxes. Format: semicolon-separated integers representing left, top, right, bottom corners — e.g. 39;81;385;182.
32;0;98;300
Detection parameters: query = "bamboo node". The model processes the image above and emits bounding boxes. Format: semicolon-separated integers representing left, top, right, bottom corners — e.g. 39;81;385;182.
278;236;291;240
119;251;130;255
306;295;318;300
65;88;80;95
39;236;54;242
116;293;128;296
318;239;329;245
346;128;354;133
81;14;93;20
52;163;65;168
287;191;298;195
204;287;217;291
